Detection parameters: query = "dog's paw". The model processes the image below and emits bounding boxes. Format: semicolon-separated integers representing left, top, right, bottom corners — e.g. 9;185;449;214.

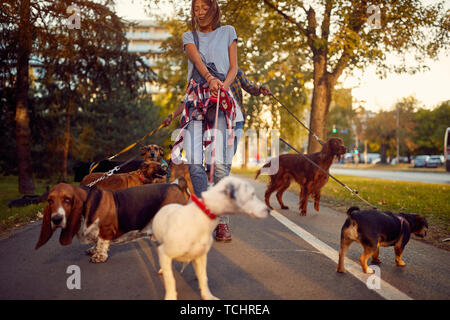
281;205;289;210
164;293;177;300
85;247;97;256
336;267;346;273
364;267;375;274
396;260;406;267
203;294;220;300
90;253;108;263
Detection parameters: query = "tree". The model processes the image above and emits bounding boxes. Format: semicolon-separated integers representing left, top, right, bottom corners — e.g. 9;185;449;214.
1;0;157;184
262;0;449;153
15;0;35;194
393;96;420;160
414;100;450;155
364;110;396;163
326;88;354;148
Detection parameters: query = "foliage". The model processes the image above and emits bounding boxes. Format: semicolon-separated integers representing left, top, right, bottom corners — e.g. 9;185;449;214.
0;0;160;179
413;100;450;155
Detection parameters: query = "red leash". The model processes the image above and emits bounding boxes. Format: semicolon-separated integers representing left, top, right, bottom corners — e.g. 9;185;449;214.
209;86;222;183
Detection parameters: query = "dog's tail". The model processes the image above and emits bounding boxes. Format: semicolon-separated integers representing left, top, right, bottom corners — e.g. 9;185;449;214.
346;206;360;217
254;161;271;180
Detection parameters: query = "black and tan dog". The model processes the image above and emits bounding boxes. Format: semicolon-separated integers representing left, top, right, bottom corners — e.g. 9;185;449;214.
35;182;188;263
337;206;428;274
141;144;195;199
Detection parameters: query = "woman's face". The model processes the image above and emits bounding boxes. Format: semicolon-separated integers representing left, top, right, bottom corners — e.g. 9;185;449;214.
194;0;212;29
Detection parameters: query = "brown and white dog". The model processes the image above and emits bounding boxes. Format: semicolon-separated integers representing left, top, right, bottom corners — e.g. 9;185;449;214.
35;182;188;263
255;138;346;216
153;176;270;300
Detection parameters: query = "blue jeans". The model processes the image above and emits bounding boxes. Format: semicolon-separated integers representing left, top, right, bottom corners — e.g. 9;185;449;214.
234;121;244;156
185;110;231;198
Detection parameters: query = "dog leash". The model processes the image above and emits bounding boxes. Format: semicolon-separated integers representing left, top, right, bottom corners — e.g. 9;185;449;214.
271;93;325;146
279;137;377;209
209;86;222;183
86;154;141;188
89;123;166;174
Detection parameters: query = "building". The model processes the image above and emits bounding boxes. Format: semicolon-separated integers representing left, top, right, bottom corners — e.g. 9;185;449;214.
124;20;170;93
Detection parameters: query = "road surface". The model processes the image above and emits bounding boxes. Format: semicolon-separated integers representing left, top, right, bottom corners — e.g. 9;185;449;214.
1;176;449;300
330;168;450;184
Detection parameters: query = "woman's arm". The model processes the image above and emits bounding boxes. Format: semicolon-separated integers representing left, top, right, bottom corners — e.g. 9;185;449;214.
185;43;223;95
161;101;185;127
222;40;238;91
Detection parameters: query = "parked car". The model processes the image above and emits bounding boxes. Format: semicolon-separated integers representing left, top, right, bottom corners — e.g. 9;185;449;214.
362;153;381;164
343;153;355;163
426;155;443;168
391;156;410;165
413;155;430;168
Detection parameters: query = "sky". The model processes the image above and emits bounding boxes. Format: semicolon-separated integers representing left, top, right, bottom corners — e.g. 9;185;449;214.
115;0;450;112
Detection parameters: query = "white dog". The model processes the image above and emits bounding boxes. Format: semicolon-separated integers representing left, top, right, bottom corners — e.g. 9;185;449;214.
152;176;270;300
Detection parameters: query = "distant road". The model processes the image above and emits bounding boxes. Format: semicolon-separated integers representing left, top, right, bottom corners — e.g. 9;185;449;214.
330;168;450;185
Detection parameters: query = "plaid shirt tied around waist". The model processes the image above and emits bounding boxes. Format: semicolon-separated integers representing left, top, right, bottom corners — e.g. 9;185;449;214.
171;79;237;163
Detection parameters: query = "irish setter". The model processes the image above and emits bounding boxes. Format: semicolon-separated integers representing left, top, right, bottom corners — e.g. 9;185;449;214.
255;138;346;216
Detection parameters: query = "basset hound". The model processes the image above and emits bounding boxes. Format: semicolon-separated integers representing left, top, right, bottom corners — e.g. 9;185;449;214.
80;161;167;191
35;182;188;263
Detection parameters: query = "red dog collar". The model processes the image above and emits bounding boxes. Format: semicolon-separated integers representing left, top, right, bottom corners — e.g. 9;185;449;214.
190;194;217;220
138;172;148;184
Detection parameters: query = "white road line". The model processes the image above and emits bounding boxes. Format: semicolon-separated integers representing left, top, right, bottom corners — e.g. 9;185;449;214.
270;210;413;300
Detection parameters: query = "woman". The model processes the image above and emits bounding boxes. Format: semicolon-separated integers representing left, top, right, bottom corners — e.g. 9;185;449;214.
162;0;241;242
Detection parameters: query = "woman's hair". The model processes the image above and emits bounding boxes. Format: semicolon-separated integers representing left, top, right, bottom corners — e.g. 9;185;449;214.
191;0;221;31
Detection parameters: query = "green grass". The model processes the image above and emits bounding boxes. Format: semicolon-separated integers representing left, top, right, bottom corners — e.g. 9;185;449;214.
232;167;450;231
0;175;49;233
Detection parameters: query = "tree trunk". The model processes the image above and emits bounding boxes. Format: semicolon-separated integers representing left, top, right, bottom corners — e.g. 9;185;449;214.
15;0;35;194
308;53;332;153
62;97;74;182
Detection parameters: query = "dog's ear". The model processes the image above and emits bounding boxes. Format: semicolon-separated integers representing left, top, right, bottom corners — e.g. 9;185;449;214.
140;145;150;156
59;187;84;246
159;146;165;157
35;203;54;250
223;183;236;200
320;140;331;158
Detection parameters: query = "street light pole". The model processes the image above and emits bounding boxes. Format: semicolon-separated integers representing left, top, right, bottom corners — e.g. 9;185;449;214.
396;105;400;164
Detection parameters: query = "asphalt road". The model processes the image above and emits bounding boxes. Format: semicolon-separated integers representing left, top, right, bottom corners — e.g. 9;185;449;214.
1;177;449;300
330;168;450;184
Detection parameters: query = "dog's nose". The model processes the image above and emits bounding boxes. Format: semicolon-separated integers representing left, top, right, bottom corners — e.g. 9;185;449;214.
51;215;63;225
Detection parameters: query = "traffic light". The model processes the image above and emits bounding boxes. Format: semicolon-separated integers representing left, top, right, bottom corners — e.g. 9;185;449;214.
332;124;337;133
354;148;359;154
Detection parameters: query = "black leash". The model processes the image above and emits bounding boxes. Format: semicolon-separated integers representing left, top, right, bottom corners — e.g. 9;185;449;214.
271;94;325;146
279;137;377;209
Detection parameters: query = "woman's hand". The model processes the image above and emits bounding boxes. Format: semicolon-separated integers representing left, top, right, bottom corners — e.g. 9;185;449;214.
208;77;223;96
259;85;272;96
